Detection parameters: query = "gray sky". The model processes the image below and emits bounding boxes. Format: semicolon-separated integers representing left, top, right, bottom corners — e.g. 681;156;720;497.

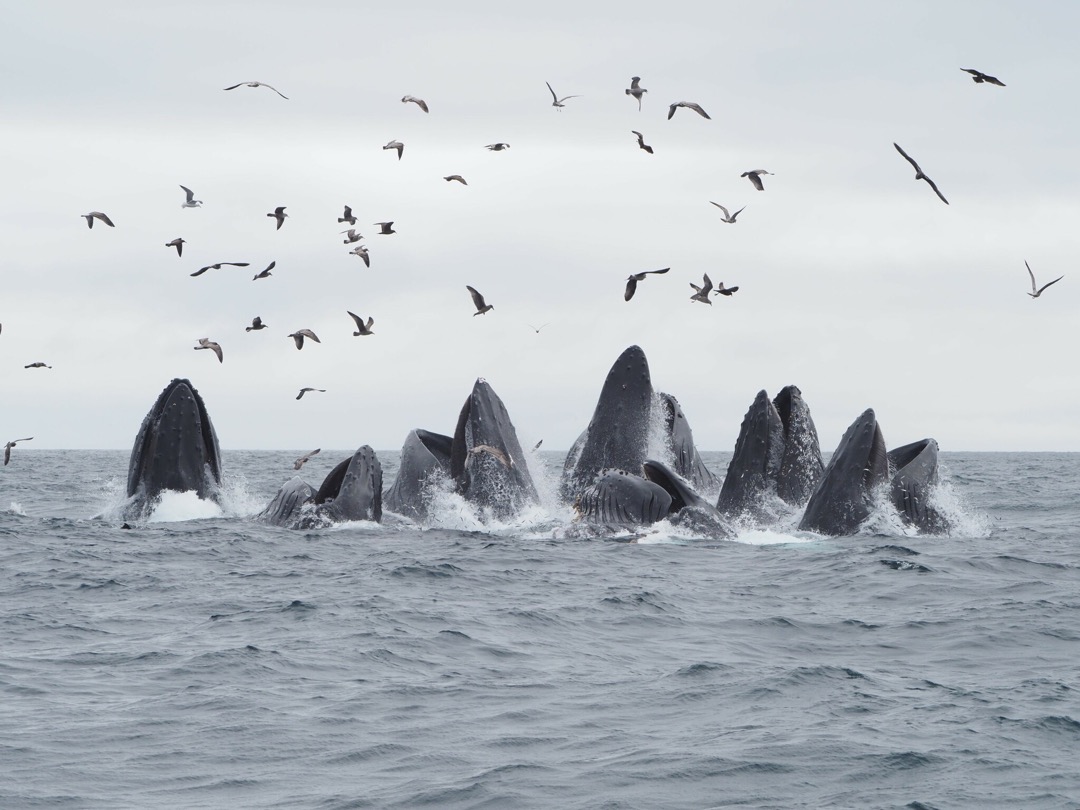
4;1;1079;452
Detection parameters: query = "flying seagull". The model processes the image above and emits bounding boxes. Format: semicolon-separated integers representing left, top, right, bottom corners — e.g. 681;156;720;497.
710;202;745;223
191;261;249;277
347;311;374;336
467;285;494;315
296;387;326;400
24;362;51;369
82;211;115;228
383;140;404;160
252;261;275;280
527;323;549;334
741;170;772;191
690;274;714;304
374;221;396;235
246;316;268;332
165;238;186;256
711;281;740;297
179;185;202;208
194;338;223;363
626;76;647;110
631;130;654;154
961;68;1006;87
267;206;288;229
4;438;33;466
350;244;371;267
223;81;288;99
402;95;429;112
893;143;949;205
546;81;581;109
624;267;670;301
485;143;510;151
1025;261;1063;298
668;101;711;120
338;206;357;225
294;448;321;469
288;329;321;350
444;175;468;185
341;228;364;244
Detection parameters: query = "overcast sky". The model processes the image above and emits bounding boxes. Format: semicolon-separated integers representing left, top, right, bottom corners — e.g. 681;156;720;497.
3;1;1079;454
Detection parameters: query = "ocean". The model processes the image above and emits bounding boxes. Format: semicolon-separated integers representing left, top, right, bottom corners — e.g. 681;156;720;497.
2;450;1079;809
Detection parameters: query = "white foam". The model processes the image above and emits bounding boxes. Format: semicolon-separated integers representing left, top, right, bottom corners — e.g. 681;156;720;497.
6;501;26;516
146;490;224;522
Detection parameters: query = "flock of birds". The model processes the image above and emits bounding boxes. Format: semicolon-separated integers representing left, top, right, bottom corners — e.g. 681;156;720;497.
0;66;1065;466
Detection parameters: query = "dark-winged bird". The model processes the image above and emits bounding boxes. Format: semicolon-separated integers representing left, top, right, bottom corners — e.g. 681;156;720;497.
624;267;670;301
893;143;949;205
961;68;1005;86
1025;261;1063;298
467;286;494;315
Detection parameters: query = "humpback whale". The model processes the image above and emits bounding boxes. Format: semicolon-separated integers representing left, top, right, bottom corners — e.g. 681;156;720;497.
562;346;718;505
888;439;949;534
561;345;655;503
450;379;539;519
123;378;222;519
573;460;732;538
773;385;824;506
257;446;383;528
716;390;785;519
798;408;889;535
716;386;824;520
384;429;453;521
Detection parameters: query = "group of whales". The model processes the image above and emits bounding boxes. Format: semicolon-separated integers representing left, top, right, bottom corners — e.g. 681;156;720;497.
120;346;951;537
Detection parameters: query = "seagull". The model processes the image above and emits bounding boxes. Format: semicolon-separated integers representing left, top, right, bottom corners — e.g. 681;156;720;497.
444;175;468;185
893;143;949;205
374;221;395;235
961;68;1006;87
709;202;746;223
338;206;357;225
246;316;268;332
626;76;647;110
191;261;249;277
741;170;772;192
288;329;321;350
546;81;581;109
711;281;740;296
252;261;275;280
350;245;371;267
341;229;364;244
631;130;654;154
1025;261;1063;298
624;267;670;302
82;211;114;229
296;387;326;400
267;206;288;229
194;338;223;363
165;238;186;256
383;140;404;160
690;274;714;304
532;439;543;451
294;448;321;469
668;101;711;120
469;444;511;468
401;95;429;112
485;143;510;151
24;362;51;369
223;81;288;99
4;438;33;466
179;185;202;208
467;285;494;315
527;323;549;333
347;311;374;336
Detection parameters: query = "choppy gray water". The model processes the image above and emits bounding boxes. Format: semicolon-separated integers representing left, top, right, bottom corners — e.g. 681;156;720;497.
2;451;1079;809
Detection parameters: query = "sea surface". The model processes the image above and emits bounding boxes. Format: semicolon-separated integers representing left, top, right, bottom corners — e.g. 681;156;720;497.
2;450;1079;809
